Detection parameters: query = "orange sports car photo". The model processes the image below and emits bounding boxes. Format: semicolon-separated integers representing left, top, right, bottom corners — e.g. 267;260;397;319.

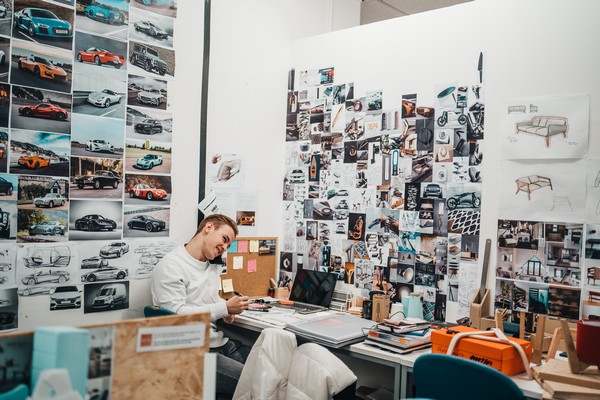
18;155;50;169
18;103;69;121
18;55;67;81
127;183;167;200
77;47;125;69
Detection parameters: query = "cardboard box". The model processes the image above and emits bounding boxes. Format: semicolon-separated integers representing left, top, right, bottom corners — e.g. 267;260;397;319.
431;325;532;375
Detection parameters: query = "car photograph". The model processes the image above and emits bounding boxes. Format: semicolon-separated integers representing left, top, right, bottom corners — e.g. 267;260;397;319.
18;55;67;81
18;155;50;169
137;89;166;106
77;47;125;68
34;193;66;207
135;154;162;169
424;183;443;198
74;214;117;231
84;4;125;25
81;267;128;282
136;0;176;6
127;183;167;200
0;6;6;18
100;241;129;258
18;103;69;120
13;8;73;39
86;139;114;153
22;270;70;286
134;20;168;39
74;170;121;189
50;286;81;310
134;118;163;134
87;89;121;108
0;177;13;196
81;256;108;269
22;246;71;268
28;221;66;236
130;42;168;76
127;215;165;232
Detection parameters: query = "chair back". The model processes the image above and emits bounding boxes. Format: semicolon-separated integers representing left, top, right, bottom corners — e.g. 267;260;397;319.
413;354;525;400
144;305;175;317
0;384;28;400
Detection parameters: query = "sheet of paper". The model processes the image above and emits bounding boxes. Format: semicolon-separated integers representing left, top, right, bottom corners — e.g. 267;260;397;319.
237;240;249;253
233;256;243;270
247;259;257;273
249;240;259;253
222;278;234;293
197;190;222;216
229;240;238;253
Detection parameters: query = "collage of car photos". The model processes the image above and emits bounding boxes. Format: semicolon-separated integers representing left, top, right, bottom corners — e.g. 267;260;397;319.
0;0;178;328
282;58;486;323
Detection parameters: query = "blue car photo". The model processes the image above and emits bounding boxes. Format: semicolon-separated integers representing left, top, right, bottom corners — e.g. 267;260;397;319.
14;8;73;38
136;0;175;7
85;4;125;24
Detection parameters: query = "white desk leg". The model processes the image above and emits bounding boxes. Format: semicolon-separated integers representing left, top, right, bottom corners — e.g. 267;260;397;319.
399;366;410;399
204;353;217;400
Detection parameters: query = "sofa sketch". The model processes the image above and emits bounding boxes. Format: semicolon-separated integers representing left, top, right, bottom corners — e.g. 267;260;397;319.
515;116;569;146
515;175;553;200
507;105;526;114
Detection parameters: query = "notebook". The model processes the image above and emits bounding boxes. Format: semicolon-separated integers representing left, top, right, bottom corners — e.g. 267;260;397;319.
275;269;337;314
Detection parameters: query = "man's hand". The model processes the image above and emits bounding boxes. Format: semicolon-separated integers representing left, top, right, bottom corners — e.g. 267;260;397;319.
226;295;250;315
223;314;235;324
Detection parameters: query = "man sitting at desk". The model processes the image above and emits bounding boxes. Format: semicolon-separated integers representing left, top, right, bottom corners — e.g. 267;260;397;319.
151;214;251;397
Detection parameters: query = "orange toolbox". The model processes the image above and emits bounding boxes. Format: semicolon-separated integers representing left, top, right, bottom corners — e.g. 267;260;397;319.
431;325;532;375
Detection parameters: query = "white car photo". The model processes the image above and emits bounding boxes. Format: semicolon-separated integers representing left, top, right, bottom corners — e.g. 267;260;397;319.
86;139;115;153
87;89;121;108
33;193;66;208
137;89;166;106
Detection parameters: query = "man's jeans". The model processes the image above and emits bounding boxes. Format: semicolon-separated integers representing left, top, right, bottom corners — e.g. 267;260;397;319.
211;338;250;396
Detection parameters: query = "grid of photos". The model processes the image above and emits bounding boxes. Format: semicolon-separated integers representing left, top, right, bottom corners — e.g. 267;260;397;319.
281;59;486;322
0;0;178;328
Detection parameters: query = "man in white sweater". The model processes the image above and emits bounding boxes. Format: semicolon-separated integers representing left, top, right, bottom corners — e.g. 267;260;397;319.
151;214;251;397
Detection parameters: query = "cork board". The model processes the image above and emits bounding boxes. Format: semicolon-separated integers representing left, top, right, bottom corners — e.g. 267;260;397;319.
221;237;278;298
83;312;210;400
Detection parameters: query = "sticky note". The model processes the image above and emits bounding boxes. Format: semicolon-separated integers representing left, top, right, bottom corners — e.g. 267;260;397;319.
237;240;249;253
233;256;243;270
229;240;238;253
222;278;234;293
247;259;257;273
249;240;259;253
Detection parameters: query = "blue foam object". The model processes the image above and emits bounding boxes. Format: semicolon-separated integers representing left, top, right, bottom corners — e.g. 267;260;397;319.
0;384;28;400
31;327;90;398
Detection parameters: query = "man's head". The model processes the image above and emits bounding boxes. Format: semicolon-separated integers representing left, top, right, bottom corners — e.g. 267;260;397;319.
191;214;238;261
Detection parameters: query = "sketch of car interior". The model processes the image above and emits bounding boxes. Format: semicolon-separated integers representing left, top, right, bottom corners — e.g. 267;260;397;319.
22;246;71;268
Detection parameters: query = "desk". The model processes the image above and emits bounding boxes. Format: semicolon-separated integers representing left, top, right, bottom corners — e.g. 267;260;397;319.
228;313;551;399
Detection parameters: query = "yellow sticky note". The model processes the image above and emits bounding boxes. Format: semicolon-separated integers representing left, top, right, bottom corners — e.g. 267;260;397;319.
249;240;259;253
233;256;243;270
247;259;257;273
222;278;234;293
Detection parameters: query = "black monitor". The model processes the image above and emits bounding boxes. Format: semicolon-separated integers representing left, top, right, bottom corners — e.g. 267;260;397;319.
288;269;337;307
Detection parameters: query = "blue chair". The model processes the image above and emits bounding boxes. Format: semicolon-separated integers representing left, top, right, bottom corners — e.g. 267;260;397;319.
144;305;175;317
413;354;525;400
0;384;28;400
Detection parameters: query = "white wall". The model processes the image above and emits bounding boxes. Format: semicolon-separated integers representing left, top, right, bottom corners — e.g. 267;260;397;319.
287;0;600;319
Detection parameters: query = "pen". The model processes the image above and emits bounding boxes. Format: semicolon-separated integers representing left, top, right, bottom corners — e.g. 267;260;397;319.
234;291;243;296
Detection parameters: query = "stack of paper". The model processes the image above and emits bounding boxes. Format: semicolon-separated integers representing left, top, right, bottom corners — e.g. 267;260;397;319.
364;325;431;354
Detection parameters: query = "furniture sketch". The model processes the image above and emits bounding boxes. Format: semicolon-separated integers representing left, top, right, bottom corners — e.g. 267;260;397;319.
529;104;538;113
507;105;526;113
515;175;553;200
551;194;573;211
588;267;600;285
515;116;568;146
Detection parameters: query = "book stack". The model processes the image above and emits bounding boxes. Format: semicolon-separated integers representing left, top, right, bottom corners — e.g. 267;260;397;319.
365;319;432;354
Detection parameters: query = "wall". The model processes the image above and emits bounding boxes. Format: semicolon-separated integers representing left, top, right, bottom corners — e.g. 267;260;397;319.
286;0;600;320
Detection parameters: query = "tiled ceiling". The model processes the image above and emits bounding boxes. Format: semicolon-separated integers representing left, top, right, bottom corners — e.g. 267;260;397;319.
360;0;472;25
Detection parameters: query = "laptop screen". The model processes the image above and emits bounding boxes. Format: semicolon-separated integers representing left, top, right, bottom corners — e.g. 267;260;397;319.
289;269;337;307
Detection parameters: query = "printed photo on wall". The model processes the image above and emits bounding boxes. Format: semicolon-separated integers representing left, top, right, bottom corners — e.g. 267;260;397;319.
16;242;78;297
126;106;173;144
74;31;127;80
72;73;126;119
132;0;177;19
0;245;17;288
127;74;168;110
49;284;82;311
11;85;72;135
86;326;115;400
70;156;124;200
123;205;169;238
11;39;73;94
17;208;68;243
129;8;174;48
128;41;175;79
83;280;129;313
0;37;9;83
124;173;171;205
0;200;16;241
207;153;242;188
10;129;70;177
125;138;171;174
69;199;123;240
13;0;75;51
0;288;18;331
75;0;130;41
17;175;67;210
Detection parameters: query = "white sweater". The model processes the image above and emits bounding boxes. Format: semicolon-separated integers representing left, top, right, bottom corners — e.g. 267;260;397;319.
151;244;229;347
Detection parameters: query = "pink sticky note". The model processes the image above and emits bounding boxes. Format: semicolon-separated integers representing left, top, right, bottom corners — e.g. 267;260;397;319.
237;240;249;253
247;259;257;273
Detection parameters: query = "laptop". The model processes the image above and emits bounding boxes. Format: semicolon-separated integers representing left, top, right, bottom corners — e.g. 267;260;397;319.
276;269;337;314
